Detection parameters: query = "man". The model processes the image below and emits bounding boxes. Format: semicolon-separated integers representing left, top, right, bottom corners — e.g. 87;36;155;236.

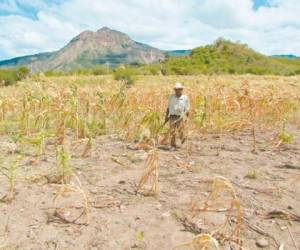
165;82;190;149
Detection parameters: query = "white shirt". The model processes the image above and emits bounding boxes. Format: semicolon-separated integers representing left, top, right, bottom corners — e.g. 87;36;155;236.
168;94;190;116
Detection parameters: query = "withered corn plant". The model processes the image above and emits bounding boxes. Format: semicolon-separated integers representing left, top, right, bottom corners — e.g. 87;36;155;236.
136;142;159;196
174;234;220;250
0;75;300;155
0;154;22;202
191;176;243;247
52;173;89;225
55;145;72;184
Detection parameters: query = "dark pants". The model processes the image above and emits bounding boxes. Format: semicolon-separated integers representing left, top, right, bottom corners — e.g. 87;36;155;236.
169;115;186;147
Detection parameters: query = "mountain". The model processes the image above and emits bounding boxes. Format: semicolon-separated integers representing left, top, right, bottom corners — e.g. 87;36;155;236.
166;50;192;57
161;39;300;75
1;30;300;75
0;27;165;72
0;52;55;68
272;54;298;59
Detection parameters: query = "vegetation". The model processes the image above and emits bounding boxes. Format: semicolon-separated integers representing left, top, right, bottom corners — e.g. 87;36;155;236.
0;74;299;247
2;40;300;81
0;75;299;145
56;145;72;184
44;64;111;77
245;169;258;179
189;176;243;247
0;67;29;86
0;154;22;202
160;39;300;75
46;39;298;77
113;66;136;85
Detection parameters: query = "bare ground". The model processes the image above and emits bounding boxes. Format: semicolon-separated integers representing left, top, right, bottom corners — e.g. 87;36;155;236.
0;128;299;250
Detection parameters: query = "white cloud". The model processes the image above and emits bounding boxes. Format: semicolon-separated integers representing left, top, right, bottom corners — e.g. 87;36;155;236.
0;0;18;12
0;0;300;60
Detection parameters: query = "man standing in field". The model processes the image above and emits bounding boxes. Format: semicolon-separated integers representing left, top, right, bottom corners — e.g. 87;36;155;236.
165;82;190;150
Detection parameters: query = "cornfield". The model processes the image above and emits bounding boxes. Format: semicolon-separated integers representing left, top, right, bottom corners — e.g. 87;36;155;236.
1;75;299;142
0;74;299;249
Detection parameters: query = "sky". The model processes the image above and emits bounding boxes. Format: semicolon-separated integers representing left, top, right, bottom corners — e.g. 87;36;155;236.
0;0;299;60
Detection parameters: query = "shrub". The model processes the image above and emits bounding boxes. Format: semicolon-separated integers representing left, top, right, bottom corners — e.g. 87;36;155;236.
0;70;16;86
294;69;300;75
92;65;111;75
72;68;91;75
44;70;67;77
113;67;136;86
17;66;29;79
0;67;29;86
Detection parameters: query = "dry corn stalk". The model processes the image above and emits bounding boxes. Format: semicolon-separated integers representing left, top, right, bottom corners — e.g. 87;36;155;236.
174;234;219;250
176;160;191;169
136;147;159;195
52;173;89;225
214;199;243;245
137;133;156;150
111;156;127;167
191;176;243;246
159;132;170;145
81;137;92;157
202;176;237;211
1;76;299;153
136;140;154;150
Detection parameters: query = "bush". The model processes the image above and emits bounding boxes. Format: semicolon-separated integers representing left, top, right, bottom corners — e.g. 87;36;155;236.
72;68;91;75
44;70;68;77
294;69;300;75
92;65;111;75
113;67;136;86
0;67;29;86
17;66;30;79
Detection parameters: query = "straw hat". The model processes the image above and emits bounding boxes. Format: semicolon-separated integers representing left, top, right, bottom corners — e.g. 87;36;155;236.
174;82;184;89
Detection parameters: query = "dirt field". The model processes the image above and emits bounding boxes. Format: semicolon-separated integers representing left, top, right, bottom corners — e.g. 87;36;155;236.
0;127;299;250
0;75;300;250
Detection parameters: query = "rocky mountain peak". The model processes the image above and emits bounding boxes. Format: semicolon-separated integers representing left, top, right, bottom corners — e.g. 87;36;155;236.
0;27;166;71
97;26;114;33
70;26;131;45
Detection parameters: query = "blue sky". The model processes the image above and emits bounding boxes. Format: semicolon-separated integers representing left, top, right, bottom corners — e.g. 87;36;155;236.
253;0;271;9
0;0;299;60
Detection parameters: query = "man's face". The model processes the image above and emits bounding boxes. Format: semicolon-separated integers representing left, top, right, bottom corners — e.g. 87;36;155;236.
174;88;183;97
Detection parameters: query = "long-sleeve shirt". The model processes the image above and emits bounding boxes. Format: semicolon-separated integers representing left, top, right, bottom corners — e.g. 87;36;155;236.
168;94;190;116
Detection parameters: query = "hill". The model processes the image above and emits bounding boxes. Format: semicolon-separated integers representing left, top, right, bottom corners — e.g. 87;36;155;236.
0;27;165;72
161;39;300;75
0;52;55;69
1;30;300;75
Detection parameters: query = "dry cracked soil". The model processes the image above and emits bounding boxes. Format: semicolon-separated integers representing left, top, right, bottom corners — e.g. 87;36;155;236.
0;128;299;250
